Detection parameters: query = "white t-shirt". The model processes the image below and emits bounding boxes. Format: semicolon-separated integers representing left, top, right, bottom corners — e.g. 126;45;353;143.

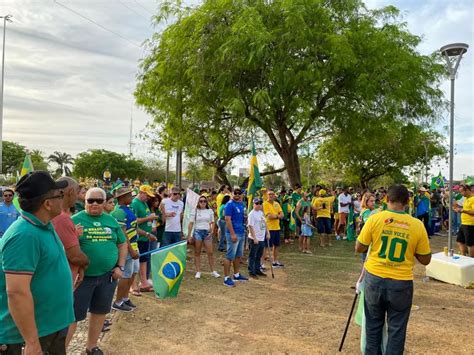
190;209;214;231
353;200;361;214
338;193;352;213
163;198;184;232
247;209;267;241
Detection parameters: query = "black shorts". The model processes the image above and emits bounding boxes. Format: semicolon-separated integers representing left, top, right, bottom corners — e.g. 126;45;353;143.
317;217;331;234
269;230;281;247
456;225;474;247
73;272;117;321
138;240;150;262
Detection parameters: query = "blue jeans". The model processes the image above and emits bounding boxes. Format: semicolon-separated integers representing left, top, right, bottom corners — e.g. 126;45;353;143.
364;271;413;355
162;231;182;246
248;240;265;274
218;219;226;250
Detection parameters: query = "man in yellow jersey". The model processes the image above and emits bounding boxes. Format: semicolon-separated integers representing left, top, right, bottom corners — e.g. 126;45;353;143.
312;189;333;247
263;189;284;267
454;185;474;257
355;185;431;354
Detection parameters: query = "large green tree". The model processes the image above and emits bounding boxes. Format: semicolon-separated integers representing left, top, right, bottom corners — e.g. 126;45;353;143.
73;149;146;180
136;0;444;186
2;141;26;175
318;121;447;188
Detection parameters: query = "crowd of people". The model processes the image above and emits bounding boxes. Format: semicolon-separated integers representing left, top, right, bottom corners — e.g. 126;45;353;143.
0;170;473;354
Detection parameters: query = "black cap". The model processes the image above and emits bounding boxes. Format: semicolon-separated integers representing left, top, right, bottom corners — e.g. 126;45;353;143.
15;171;68;199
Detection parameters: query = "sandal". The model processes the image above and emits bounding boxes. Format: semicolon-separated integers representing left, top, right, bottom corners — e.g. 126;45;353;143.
139;286;154;292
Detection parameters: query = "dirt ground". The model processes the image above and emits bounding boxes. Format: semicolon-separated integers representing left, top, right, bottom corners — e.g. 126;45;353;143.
101;235;472;354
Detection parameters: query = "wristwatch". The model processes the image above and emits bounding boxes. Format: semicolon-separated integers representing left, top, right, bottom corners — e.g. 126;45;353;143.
115;265;125;272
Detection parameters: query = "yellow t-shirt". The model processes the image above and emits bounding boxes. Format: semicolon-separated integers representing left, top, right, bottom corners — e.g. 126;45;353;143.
216;193;225;211
357;210;431;281
312;197;332;218
461;195;474;225
263;200;282;231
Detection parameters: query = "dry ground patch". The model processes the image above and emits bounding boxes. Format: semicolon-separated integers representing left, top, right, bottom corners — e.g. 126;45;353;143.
101;236;472;354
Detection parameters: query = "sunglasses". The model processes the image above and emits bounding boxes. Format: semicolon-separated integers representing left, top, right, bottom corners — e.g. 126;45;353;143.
254;202;262;205
233;192;242;196
199;200;207;203
3;194;13;197
172;192;180;196
86;198;105;204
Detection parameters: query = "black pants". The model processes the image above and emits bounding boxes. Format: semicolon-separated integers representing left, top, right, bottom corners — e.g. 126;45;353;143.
281;219;290;240
418;213;430;235
0;329;67;355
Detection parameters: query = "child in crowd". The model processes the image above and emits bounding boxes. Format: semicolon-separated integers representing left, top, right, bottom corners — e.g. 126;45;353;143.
301;206;314;254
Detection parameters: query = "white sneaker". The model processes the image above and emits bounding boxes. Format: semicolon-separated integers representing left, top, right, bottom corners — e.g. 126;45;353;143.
211;271;220;278
343;236;347;240
195;272;201;279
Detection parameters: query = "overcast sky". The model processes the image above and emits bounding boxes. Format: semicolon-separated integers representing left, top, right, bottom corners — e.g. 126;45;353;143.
0;0;472;179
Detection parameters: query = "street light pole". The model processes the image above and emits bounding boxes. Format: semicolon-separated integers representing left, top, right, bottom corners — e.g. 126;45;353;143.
0;15;12;176
440;42;468;252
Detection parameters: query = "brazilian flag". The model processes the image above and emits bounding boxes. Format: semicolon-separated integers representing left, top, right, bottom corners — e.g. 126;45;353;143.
346;204;355;241
13;154;35;211
247;139;263;211
151;240;187;299
430;171;445;190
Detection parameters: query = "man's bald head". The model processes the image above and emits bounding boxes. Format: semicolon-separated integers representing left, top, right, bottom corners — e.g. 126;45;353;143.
57;177;80;210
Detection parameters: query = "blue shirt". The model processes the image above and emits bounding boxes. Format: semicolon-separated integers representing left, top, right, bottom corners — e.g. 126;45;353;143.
416;195;430;217
224;200;245;234
0;203;20;237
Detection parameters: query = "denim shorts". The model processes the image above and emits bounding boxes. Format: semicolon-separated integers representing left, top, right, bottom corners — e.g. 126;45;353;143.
193;229;212;241
225;232;245;260
123;254;139;279
73;272;117;321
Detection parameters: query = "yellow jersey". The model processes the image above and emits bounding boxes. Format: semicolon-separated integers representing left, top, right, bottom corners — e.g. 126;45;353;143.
263;200;282;231
312;197;332;218
461;195;474;225
357;210;431;280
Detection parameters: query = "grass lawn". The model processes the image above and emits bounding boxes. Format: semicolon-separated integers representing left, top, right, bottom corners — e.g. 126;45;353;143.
101;235;472;354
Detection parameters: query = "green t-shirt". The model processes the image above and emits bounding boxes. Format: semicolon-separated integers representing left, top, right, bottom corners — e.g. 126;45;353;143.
130;197;152;241
291;192;302;207
72;211;126;277
0;212;74;343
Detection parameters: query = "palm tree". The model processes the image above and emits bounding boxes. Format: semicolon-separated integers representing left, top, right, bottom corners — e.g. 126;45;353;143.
48;151;74;176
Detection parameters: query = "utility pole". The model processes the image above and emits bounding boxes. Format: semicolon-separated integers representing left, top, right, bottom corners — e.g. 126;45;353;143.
0;15;12;176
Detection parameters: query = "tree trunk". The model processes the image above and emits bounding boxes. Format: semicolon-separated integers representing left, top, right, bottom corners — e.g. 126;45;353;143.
280;147;301;187
214;166;231;187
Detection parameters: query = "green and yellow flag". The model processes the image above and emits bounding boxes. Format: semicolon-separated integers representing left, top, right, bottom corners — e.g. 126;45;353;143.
151;240;187;299
20;154;34;177
247;140;263;211
13;154;35;211
430;171;445;190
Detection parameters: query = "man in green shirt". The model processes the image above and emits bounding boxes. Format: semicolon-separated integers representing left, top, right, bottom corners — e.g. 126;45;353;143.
67;187;127;355
0;171;73;355
130;185;157;292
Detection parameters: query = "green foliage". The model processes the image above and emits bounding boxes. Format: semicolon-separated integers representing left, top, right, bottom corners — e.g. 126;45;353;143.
73;149;146;180
318;120;447;188
136;0;445;186
2;141;26;175
48;151;74;177
30;150;49;172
